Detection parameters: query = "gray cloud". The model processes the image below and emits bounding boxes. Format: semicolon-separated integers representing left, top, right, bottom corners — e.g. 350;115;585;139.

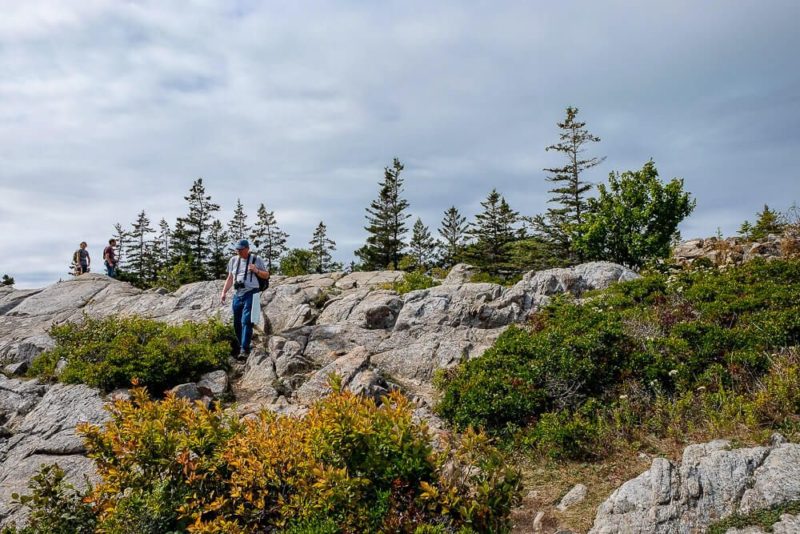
1;0;799;287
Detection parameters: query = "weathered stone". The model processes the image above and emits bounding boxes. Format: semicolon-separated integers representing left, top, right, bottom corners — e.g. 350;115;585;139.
197;370;229;398
557;483;587;512
294;347;371;405
442;263;479;285
168;383;202;401
589;438;800;534
2;361;27;376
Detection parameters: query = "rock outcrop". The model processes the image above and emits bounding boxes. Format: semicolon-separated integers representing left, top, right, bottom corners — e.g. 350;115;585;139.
0;262;638;526
590;436;800;534
672;233;799;266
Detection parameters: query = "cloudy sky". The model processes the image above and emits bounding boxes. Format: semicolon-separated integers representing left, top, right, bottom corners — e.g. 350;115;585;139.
1;1;798;287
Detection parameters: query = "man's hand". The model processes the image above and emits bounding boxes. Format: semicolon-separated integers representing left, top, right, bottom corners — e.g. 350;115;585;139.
248;264;259;273
220;291;227;305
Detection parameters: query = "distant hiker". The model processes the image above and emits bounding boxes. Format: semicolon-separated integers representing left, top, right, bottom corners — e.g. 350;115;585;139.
103;239;118;278
73;242;90;275
220;239;270;358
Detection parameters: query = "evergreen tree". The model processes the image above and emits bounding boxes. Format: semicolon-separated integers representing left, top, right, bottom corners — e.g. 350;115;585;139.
739;205;786;240
437;206;468;268
409;218;437;270
531;107;604;262
279;248;315;277
1;274;14;286
175;178;220;274
227;198;251;251
206;220;229;279
126;210;154;282
251;204;289;270
465;189;519;273
153;219;171;271
355;158;411;270
112;223;128;270
309;221;338;273
170;219;191;265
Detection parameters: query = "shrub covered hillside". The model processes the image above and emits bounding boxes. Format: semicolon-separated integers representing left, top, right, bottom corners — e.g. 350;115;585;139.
436;258;800;460
30;316;234;393
5;384;520;534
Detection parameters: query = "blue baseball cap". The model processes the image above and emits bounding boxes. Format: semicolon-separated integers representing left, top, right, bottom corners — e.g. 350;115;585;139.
235;239;250;250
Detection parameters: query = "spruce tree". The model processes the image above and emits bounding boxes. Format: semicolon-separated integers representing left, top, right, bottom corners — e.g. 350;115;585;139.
154;219;171;271
355;158;410;270
309;221;338;273
251;204;289;270
437;206;468;268
531;107;604;262
175;178;220;274
227;198;251;250
126;210;154;283
739;205;786;240
112;223;128;270
1;274;13;286
466;189;519;273
170;219;191;265
207;220;229;279
409;217;437;270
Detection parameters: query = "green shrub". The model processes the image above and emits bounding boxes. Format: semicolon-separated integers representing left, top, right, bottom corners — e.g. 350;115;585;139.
436;259;800;459
30;316;234;393
3;464;96;534
385;271;440;295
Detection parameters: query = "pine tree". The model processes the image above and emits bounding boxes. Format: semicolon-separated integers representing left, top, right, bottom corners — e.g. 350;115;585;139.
531;107;604;262
739;204;786;240
1;274;14;286
466;189;519;273
251;204;289;270
206;220;229;279
309;221;338;273
126;210;154;282
437;206;468;268
175;178;220;274
153;219;171;271
112;223;128;270
227;198;251;250
170;219;191;264
409;218;437;270
355;158;411;270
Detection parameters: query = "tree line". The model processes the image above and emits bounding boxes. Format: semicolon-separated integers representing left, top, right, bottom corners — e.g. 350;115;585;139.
95;106;700;290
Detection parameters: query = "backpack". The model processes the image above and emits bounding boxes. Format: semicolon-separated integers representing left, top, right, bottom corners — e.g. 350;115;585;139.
235;254;270;292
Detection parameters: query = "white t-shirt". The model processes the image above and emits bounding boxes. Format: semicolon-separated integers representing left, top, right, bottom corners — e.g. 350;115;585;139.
227;254;268;295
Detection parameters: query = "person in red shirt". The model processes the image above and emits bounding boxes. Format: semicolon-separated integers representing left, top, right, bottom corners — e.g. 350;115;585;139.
103;239;118;278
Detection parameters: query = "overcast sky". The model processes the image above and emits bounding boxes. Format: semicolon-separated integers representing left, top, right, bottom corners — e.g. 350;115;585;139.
1;1;799;288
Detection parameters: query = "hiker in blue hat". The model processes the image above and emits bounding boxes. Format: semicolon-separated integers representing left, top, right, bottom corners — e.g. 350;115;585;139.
220;239;270;358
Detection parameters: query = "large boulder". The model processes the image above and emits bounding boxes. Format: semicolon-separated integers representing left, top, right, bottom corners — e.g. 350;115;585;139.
589;437;800;534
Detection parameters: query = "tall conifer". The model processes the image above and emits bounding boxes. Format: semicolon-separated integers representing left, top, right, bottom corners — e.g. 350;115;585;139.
409;218;437;270
251;204;289;270
466;189;519;273
175;178;220;274
355;158;410;270
309;221;338;273
437;206;468;268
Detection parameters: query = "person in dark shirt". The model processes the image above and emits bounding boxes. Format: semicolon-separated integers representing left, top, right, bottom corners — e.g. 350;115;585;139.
73;242;90;275
103;239;118;278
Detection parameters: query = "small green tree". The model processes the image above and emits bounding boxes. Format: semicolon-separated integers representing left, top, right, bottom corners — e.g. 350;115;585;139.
465;189;519;274
355;158;411;270
251;204;289;271
1;274;13;286
574;160;695;268
437;206;468;268
530;106;604;263
279;248;316;277
126;210;154;284
227;199;251;251
309;222;338;273
176;178;221;276
206;220;229;279
408;217;437;270
739;204;786;240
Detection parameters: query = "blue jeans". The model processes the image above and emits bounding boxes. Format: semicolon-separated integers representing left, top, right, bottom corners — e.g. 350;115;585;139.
105;262;116;278
232;290;256;353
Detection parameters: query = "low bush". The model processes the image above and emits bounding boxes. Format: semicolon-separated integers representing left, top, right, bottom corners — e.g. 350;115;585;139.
436;258;800;459
386;270;441;295
29;316;234;393
10;384;521;533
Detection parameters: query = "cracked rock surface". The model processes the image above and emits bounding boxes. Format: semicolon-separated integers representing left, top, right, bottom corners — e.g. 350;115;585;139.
589;436;800;534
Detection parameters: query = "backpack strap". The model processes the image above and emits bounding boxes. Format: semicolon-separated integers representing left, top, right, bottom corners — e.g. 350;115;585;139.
234;256;242;281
